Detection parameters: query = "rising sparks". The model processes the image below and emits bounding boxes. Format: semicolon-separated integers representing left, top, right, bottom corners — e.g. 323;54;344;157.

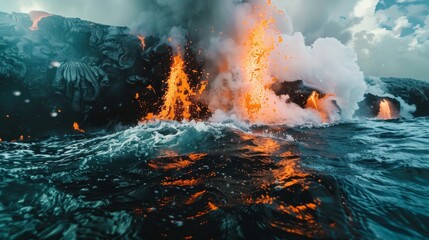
240;1;277;121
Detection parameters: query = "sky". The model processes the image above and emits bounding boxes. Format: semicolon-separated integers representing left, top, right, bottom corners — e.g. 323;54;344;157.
0;0;428;80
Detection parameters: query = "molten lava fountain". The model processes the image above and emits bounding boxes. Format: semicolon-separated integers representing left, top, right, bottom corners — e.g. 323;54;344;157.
305;91;336;123
148;51;205;121
377;99;396;120
235;1;283;123
241;11;275;120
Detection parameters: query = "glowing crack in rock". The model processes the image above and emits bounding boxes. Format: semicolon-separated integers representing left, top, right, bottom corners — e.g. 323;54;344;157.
29;11;52;31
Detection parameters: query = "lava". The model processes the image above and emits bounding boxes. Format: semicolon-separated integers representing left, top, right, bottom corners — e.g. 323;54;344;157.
239;1;278;122
305;91;335;122
137;35;145;49
73;122;85;133
29;11;52;31
149;53;205;121
377;99;398;120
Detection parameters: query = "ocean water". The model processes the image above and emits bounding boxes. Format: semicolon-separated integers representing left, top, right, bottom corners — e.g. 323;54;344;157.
0;118;428;239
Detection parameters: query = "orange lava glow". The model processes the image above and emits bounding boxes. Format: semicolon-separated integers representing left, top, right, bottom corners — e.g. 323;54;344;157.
239;1;277;121
137;35;145;49
305;91;335;122
73;122;85;133
240;134;281;157
161;179;199;187
149;53;205;121
29;11;52;31
186;190;207;205
207;202;219;211
147;153;206;171
377;99;397;120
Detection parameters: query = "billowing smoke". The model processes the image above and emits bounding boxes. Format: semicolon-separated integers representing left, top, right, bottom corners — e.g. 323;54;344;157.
132;0;367;125
130;0;238;47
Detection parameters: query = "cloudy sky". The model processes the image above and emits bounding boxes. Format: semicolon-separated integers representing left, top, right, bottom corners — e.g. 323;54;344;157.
0;0;428;80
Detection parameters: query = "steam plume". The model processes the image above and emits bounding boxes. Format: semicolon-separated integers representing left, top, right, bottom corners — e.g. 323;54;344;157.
132;0;367;124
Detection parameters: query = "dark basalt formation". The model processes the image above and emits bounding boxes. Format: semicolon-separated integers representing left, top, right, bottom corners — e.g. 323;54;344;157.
356;77;429;118
356;94;401;118
272;80;317;108
380;77;429;117
0;12;204;140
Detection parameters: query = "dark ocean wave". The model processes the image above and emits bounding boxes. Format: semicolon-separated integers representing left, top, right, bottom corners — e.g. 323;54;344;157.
1;118;428;239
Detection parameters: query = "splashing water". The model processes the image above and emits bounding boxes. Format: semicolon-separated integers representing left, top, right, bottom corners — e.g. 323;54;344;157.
1;119;429;239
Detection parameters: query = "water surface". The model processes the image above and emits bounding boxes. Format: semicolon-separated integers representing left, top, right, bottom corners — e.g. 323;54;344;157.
1;118;428;239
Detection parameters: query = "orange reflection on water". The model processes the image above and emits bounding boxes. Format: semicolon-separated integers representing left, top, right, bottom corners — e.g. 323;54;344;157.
186;190;206;205
161;178;199;187
237;133;323;236
147;153;207;171
273;159;309;189
207;202;219;211
240;134;281;157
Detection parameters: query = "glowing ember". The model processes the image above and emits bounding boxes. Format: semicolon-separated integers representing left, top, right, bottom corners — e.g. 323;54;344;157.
137;35;145;49
377;99;398;120
149;53;205;121
29;11;52;31
305;91;335;122
208;202;219;211
73;122;85;133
